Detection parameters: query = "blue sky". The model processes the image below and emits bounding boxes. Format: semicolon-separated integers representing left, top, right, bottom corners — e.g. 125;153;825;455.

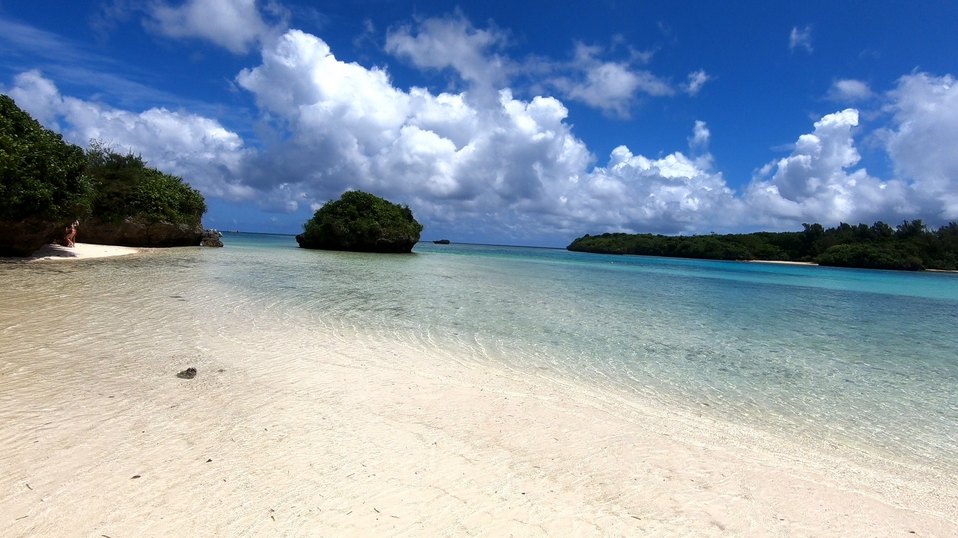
2;1;957;246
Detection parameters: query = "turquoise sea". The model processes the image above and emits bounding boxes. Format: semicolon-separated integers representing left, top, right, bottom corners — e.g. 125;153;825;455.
7;232;958;475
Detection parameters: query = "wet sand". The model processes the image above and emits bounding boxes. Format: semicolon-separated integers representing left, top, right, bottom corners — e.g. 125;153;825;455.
745;259;818;266
25;243;142;261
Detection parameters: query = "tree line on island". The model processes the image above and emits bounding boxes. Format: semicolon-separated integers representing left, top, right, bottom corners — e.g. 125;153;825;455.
568;220;958;271
1;95;207;255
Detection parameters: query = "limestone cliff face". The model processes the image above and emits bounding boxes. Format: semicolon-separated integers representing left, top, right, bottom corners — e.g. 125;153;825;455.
0;217;204;256
0;218;62;256
78;217;202;248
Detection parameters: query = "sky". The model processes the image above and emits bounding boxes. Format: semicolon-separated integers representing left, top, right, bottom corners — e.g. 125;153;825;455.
1;1;957;246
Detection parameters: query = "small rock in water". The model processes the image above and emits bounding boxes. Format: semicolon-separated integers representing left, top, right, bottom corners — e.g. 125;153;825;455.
200;229;224;247
176;367;197;379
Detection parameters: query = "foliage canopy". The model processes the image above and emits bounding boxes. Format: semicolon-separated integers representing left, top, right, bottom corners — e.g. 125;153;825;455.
0;95;92;221
85;142;206;227
0;95;206;229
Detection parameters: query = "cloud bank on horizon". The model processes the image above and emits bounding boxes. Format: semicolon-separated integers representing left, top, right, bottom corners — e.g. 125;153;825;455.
2;0;957;245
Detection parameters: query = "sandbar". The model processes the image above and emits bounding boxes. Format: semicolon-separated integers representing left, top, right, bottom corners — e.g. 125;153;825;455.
25;242;142;261
745;259;818;266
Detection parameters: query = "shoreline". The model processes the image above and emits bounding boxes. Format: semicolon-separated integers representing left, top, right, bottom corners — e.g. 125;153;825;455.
745;259;818;266
23;242;142;261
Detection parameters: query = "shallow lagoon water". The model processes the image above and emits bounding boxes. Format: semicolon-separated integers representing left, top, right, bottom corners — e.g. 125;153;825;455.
4;232;956;476
234;234;958;472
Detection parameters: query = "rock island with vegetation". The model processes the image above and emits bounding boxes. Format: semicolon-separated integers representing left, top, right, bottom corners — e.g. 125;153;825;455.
79;142;205;248
1;95;206;255
297;190;422;253
568;220;958;271
1;95;91;255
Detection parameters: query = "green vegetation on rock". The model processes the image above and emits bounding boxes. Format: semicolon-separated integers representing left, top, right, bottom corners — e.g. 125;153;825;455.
297;190;422;253
0;94;208;253
85;142;206;227
0;95;93;255
0;95;91;222
568;220;958;271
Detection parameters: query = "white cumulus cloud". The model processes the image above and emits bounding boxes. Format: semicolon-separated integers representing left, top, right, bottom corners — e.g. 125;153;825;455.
689;120;710;150
745;109;913;226
789;25;813;53
563;144;741;234
147;0;284;54
881;72;958;219
683;70;710;96
3;70;251;200
235;29;594;237
8;13;958;244
546;42;673;118
827;79;875;103
232;29;745;240
385;14;510;97
384;16;683;119
744;73;958;229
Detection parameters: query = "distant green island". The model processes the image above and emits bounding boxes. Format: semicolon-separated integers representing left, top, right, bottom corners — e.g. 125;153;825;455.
568;221;958;271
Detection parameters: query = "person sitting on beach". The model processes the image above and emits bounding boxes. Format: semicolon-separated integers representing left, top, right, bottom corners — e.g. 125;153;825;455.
61;220;78;247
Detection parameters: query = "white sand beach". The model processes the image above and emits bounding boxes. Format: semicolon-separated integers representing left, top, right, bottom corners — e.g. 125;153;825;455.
2;336;955;535
745;259;819;266
1;251;955;536
25;242;142;261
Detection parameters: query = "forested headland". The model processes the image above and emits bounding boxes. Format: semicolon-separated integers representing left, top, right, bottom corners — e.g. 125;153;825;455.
1;94;206;254
567;221;958;271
